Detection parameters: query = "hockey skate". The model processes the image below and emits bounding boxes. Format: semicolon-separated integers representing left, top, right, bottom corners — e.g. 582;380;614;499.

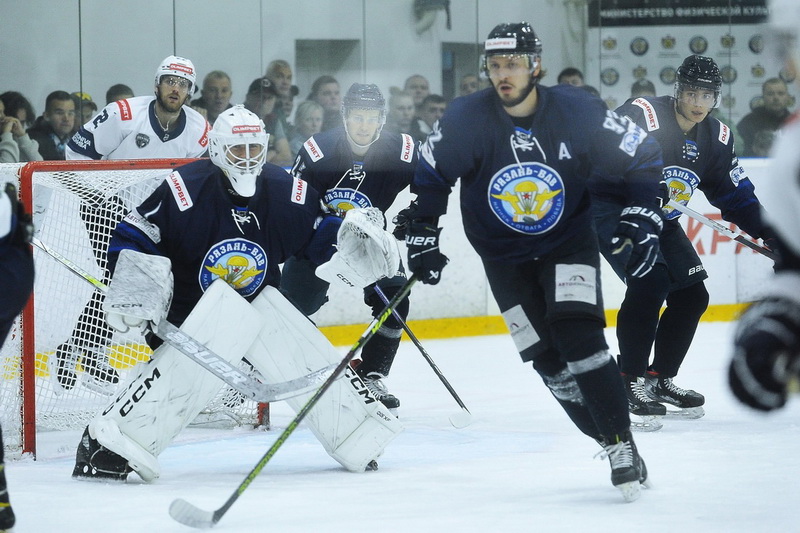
596;430;649;503
0;462;15;532
622;374;664;432
73;428;132;482
49;342;80;393
360;371;400;414
79;349;120;395
644;371;705;419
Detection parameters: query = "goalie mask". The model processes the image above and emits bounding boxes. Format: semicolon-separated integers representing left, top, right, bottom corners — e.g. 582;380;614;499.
154;55;197;93
341;83;386;149
208;105;269;198
674;55;722;109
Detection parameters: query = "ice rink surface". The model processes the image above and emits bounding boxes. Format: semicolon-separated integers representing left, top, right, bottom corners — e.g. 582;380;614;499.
8;321;799;532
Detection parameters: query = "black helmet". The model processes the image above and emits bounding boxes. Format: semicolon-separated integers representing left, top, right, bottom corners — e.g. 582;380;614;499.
484;22;542;56
342;83;385;113
676;55;722;92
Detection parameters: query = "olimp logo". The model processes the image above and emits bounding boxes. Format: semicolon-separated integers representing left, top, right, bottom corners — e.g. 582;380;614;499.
488;162;565;235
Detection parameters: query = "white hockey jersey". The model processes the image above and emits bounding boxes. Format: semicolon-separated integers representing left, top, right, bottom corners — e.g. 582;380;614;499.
66;95;209;160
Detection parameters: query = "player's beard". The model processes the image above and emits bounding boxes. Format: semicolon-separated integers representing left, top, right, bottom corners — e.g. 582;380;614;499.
498;78;536;108
157;89;186;114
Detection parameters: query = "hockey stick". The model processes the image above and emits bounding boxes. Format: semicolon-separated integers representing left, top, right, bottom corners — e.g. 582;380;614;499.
30;236;336;403
374;285;472;428
169;275;418;529
667;200;777;261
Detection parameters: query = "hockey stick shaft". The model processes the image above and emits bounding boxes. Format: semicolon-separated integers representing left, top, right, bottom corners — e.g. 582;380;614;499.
667;200;777;261
169;275;418;529
30;236;333;403
374;285;471;416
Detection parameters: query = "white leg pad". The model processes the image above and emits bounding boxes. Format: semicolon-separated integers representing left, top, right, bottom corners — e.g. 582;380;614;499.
91;280;262;481
247;286;403;472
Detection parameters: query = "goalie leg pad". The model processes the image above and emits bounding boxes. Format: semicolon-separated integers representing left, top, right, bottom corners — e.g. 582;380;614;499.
247;286;404;472
88;280;262;481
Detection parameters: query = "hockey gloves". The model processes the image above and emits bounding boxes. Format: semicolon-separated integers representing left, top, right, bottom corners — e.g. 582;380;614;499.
406;220;448;285
729;277;800;411
611;205;663;278
392;200;417;241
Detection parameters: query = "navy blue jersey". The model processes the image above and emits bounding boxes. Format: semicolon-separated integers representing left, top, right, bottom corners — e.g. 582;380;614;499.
290;126;417;214
412;85;664;262
591;95;764;238
109;159;331;326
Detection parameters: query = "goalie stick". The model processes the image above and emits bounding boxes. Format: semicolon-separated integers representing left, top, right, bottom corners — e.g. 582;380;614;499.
168;275;417;529
373;285;472;428
667;200;777;261
30;236;335;403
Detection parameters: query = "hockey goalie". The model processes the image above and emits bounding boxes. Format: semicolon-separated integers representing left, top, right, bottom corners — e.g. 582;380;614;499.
71;106;404;482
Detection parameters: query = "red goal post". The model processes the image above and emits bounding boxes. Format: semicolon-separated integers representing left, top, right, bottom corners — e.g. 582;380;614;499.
0;159;269;459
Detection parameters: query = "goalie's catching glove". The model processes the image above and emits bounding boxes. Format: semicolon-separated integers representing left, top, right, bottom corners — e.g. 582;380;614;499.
406;220;448;285
611;205;663;278
729;274;800;411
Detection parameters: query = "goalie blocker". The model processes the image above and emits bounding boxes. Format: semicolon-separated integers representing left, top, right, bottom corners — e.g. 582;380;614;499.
73;281;403;482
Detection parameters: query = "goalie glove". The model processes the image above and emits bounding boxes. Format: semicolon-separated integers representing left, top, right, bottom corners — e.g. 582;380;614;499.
728;273;800;412
104;249;173;336
315;207;401;289
406;220;448;285
611;205;663;278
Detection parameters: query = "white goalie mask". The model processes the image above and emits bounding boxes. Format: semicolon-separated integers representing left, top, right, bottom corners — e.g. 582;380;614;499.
208;105;270;198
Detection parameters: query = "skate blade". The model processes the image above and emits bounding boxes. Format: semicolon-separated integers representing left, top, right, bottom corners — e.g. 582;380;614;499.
629;414;663;432
80;373;117;396
616;480;641;502
663;406;704;419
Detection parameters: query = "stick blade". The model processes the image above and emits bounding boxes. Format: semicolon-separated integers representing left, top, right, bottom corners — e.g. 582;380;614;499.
449;409;473;429
169;498;217;529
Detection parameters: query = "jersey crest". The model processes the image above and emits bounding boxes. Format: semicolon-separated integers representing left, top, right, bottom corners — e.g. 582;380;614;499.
662;165;700;220
199;238;267;297
487;162;565;235
323;188;372;215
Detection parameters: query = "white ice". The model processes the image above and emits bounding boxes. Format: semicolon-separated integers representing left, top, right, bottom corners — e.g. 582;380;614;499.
8;321;800;532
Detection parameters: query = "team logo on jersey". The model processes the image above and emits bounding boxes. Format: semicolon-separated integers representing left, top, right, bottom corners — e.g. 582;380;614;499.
683;139;699;162
487;162;565;235
199;238;266;297
136;133;150;148
323;188;372;216
661;166;700;220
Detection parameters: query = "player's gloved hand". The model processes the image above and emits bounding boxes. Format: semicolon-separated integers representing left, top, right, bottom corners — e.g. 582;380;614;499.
406;220;448;285
611;205;663;278
729;289;800;411
392;200;417;240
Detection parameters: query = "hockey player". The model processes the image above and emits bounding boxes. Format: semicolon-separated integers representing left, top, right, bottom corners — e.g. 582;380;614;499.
400;22;662;502
282;83;417;412
71;105;402;482
0;183;34;532
52;56;211;394
729;0;800;412
590;55;775;421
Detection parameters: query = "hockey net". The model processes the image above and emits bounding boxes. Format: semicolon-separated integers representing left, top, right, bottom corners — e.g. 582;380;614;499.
0;160;269;459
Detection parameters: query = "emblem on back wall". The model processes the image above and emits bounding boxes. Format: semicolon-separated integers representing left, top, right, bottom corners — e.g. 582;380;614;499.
689;36;708;54
136;133;150;148
630;37;649;56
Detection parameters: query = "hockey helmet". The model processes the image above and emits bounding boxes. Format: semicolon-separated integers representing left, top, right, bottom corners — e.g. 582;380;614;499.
341;83;386;148
481;22;542;77
208;105;269;198
675;55;722;108
154;55;197;92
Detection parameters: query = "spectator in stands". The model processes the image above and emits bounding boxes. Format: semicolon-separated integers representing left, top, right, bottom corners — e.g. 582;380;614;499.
244;77;293;166
71;92;98;135
385;88;415;135
281;85;300;127
631;79;657;98
410;94;446;144
737;77;792;156
0;91;37;129
27;91;75;160
288;100;323;159
307;75;342;132
0;96;42;163
459;74;480;97
193;70;233;125
265;59;295;133
404;74;430;113
557;67;584;86
105;83;134;104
